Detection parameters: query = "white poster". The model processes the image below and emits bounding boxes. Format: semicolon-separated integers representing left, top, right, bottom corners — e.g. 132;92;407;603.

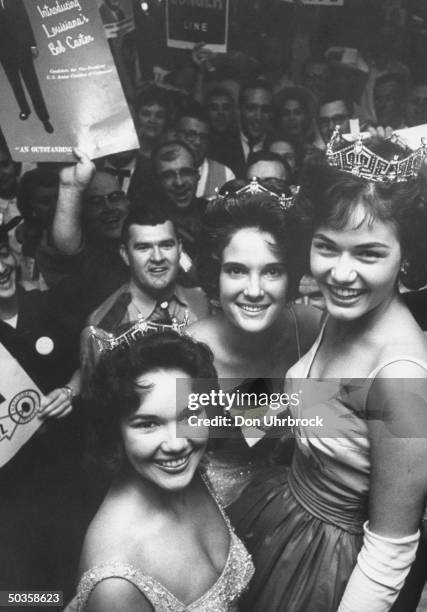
0;343;43;468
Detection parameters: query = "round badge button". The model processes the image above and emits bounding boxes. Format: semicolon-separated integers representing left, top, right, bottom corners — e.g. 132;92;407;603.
35;336;54;355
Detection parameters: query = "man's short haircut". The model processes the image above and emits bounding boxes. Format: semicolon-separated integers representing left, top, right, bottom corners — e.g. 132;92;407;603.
247;150;286;168
238;78;273;108
246;151;293;182
17;168;59;219
135;84;172;118
319;97;353;116
177;100;209;125
152;139;195;174
204;87;234;104
121;202;179;244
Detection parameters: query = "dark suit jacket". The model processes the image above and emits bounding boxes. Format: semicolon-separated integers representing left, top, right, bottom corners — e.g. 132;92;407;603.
210;132;247;179
0;0;36;59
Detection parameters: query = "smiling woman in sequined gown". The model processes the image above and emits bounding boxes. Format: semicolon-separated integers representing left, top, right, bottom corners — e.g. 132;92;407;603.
229;136;427;612
64;332;253;612
189;188;321;505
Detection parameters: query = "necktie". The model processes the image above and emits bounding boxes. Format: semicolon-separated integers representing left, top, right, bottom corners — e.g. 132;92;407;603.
150;300;173;325
246;138;258;161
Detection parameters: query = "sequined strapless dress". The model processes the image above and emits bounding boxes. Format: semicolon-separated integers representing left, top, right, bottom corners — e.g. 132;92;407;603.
64;476;254;612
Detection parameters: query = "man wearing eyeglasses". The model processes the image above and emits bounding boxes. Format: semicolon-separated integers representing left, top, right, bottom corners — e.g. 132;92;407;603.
153;141;208;271
37;155;131;331
176;103;234;199
317;98;351;145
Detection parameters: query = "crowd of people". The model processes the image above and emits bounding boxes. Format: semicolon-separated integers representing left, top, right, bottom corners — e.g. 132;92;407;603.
1;0;427;610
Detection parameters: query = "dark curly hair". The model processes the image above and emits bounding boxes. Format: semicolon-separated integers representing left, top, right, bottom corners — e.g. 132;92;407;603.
296;139;427;288
197;191;304;301
86;331;218;473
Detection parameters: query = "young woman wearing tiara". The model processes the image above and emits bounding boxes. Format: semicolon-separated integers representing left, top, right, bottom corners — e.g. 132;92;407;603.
189;183;321;506
64;332;254;612
229;132;427;611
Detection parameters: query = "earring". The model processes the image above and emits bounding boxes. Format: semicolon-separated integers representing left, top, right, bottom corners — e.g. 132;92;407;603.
400;259;410;275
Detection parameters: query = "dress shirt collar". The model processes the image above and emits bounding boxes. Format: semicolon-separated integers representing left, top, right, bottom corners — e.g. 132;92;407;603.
128;283;187;320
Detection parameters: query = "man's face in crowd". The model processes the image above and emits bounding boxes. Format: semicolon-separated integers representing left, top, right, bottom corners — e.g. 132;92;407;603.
318;100;350;143
0;240;17;302
206;94;234;134
240;87;273;143
157;147;199;210
83;171;130;242
374;80;404;128
407;85;427;127
121;221;181;296
177;117;209;167
0;149;18;200
302;61;330;103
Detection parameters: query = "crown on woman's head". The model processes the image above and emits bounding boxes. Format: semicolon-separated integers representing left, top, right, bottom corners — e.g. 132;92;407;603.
214;177;298;211
326;127;427;183
88;313;189;354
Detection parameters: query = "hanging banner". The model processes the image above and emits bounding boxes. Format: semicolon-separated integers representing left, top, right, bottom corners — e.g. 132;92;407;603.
97;0;135;39
280;0;344;5
166;0;229;52
0;343;44;469
0;0;139;162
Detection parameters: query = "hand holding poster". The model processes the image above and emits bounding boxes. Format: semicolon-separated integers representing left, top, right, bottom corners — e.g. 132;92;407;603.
166;0;229;52
0;343;44;469
0;0;139;162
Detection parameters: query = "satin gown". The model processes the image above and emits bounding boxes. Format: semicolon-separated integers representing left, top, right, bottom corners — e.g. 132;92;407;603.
229;323;427;612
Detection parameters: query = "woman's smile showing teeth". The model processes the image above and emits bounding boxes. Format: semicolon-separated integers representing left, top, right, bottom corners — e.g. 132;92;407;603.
327;285;365;301
154;453;192;472
238;303;269;314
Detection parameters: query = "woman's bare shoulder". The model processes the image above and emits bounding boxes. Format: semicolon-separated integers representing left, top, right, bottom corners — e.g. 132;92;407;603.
187;315;223;342
376;311;427;370
78;493;153;573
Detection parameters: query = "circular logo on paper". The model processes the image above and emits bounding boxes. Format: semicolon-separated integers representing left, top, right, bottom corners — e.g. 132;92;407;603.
9;390;41;424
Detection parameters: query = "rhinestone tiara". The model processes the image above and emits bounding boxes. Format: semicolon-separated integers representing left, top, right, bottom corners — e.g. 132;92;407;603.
326;127;427;183
214;177;297;211
88;313;189;354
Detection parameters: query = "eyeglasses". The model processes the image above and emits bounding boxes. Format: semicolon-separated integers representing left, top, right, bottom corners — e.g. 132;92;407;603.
86;190;126;207
159;168;198;183
179;129;209;143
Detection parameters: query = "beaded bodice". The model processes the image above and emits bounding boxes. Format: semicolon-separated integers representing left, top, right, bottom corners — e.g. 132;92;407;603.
64;477;254;611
